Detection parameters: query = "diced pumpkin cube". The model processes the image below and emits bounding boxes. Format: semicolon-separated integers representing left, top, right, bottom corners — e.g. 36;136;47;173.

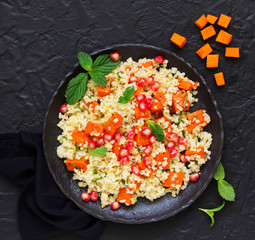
104;112;123;135
155;152;171;169
163;172;184;189
71;129;90;147
117;188;133;205
65;158;88;171
85;121;104;138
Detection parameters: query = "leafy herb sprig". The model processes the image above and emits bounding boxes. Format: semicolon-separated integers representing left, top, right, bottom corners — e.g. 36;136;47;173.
146;120;165;142
118;86;135;104
198;162;235;226
66;52;121;104
88;146;107;157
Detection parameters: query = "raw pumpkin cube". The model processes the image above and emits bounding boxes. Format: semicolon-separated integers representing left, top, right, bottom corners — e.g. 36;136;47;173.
200;25;216;40
206;54;219;68
225;47;240;58
196;43;213;59
214;72;225;86
217;14;231;28
206;14;218;24
170;33;187;48
195;15;208;29
216;30;232;45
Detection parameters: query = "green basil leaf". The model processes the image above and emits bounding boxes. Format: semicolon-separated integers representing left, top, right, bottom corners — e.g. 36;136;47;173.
198;202;225;227
89;71;107;87
88;146;107;157
78;52;93;72
146;120;165;142
66;72;89;105
218;179;235;201
93;54;121;75
118;96;128;104
214;162;225;180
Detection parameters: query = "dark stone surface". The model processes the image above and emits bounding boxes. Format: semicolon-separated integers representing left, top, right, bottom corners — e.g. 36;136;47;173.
0;0;255;239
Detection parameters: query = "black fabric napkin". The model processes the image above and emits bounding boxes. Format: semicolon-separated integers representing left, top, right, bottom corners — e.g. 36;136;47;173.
0;132;105;240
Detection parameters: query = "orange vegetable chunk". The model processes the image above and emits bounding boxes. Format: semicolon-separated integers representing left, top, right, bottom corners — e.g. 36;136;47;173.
200;25;216;40
112;141;121;161
214;72;225;86
216;30;232;45
97;85;111;97
135;106;150;120
137;161;154;177
206;14;218;24
134;126;150;146
85;121;104;138
196;43;213;59
155;152;171;169
65;158;88;171
171;90;190;113
185;146;206;159
117;188;132;205
217;14;231;28
163;172;184;189
134;86;144;97
150;102;164;113
104;112;123;135
155;116;172;138
195;14;208;29
177;77;194;91
206;54;219;68
186;110;208;133
170;33;187;48
86;101;100;113
154;91;166;104
139;61;153;68
71;129;90;147
225;47;240;58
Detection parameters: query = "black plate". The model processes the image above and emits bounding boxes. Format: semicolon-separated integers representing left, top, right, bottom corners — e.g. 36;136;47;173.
43;44;224;224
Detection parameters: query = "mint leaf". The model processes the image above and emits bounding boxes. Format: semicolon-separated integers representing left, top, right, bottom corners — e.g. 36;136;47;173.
198;201;225;227
66;73;88;104
118;96;128;104
93;54;121;75
146;121;165;142
78;52;93;72
89;71;107;87
218;179;235;201
88;146;107;157
214;162;225;180
118;86;134;104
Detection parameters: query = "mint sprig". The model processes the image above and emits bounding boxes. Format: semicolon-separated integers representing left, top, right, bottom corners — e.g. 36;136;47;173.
88;146;107;157
118;86;135;104
198;162;235;227
198;201;225;227
65;51;121;104
146;120;165;142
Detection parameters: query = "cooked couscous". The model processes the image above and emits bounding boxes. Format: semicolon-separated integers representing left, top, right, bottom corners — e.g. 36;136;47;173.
57;55;212;209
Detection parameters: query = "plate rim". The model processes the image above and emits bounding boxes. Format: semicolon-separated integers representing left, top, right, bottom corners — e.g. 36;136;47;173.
43;43;224;223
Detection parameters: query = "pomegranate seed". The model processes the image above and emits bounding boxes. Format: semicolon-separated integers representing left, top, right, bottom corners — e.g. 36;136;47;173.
145;98;153;108
120;156;130;164
151;81;160;91
166;141;176;150
88;140;97;149
154;55;164;64
90;191;98;201
119;148;129;157
138;102;147;112
110;201;120;210
190;172;200;182
142;128;152;136
60;103;68;113
126;141;134;150
167;133;179;142
137;78;147;87
178;137;188;145
131;164;140;175
170;147;178;158
96;138;105;147
81;192;90;202
147;76;154;86
143;156;152;166
143;145;153;155
103;133;113;142
110;51;120;61
136;94;147;103
114;131;123;141
126;130;135;139
180;154;187;163
129;75;139;83
149;135;157;144
178;144;186;152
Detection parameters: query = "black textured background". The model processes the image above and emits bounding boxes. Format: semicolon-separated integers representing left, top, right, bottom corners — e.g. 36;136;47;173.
1;0;255;240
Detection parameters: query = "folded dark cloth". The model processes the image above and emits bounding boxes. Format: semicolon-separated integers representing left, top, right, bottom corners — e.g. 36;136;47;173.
0;132;105;240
